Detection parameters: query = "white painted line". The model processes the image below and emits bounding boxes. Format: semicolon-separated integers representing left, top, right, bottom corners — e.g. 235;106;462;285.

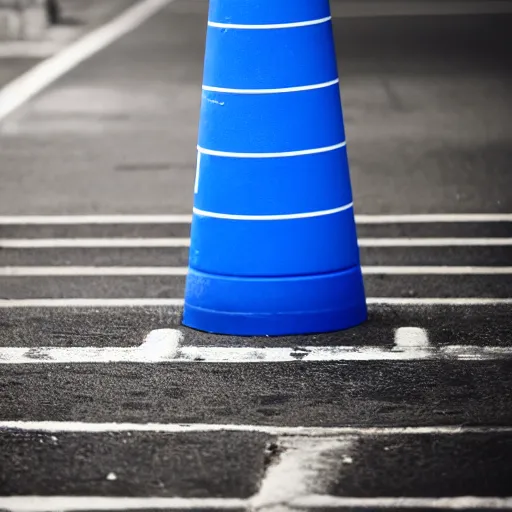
2;265;511;277
2;421;512;436
363;266;512;275
138;329;183;360
202;78;339;95
2;496;511;512
355;213;512;223
180;345;429;362
2;342;512;364
0;0;174;122
441;345;512;361
359;238;512;247
2;236;510;248
0;347;182;364
197;141;346;158
0;298;185;308
393;327;430;349
0;215;193;225
0;329;182;364
1;298;511;308
366;298;512;306
193;203;353;221
0;267;189;276
250;437;350;510
0;213;509;225
207;16;331;30
0;497;246;512
0;238;190;248
0;346;366;363
292;495;512;510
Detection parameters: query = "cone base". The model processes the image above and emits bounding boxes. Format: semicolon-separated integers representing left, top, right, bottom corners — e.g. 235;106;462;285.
182;266;367;336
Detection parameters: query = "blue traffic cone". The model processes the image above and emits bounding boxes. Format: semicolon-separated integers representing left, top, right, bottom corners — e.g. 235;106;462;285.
182;0;367;336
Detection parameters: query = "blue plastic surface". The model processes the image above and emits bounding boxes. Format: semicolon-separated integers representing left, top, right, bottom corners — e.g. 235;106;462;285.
184;266;367;336
182;0;367;335
203;23;338;89
208;0;331;25
199;86;345;153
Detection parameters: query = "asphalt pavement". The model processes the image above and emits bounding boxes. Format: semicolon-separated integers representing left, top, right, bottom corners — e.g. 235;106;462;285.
0;0;512;511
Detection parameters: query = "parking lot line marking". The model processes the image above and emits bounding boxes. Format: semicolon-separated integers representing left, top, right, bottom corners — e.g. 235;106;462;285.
2;237;511;249
3;265;512;277
0;213;509;225
0;298;185;308
363;266;512;274
250;437;349;510
1;266;512;276
0;0;175;122
0;267;189;276
359;238;512;246
2;422;512;436
0;298;511;308
366;298;512;305
0;497;245;511
1;342;512;364
293;495;512;509
0;238;190;248
0;495;511;512
355;213;512;223
0;215;193;224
